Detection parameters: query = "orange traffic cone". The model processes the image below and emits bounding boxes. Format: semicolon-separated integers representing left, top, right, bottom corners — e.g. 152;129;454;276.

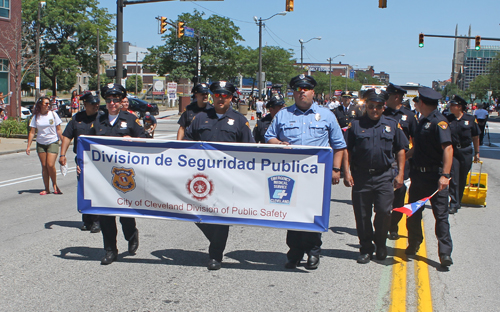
251;113;255;120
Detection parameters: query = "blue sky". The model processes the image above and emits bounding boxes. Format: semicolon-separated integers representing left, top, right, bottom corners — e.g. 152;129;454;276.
102;0;500;86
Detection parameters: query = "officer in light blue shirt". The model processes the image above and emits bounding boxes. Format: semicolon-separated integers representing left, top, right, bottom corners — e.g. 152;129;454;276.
265;74;346;270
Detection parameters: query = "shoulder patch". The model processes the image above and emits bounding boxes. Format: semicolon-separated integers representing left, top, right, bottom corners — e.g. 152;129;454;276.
136;119;142;126
438;121;448;130
397;123;402;130
245;121;250;129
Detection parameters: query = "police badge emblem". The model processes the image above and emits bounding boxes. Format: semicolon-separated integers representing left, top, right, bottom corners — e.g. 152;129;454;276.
401;115;407;121
385;126;391;132
424;122;431;129
107;83;114;89
111;167;136;193
120;121;127;129
219;81;226;88
228;119;235;125
315;113;321;121
375;89;381;94
299;74;305;79
464;120;469;126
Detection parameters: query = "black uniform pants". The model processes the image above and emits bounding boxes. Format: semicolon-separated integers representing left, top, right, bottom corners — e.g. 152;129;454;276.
76;157;99;226
450;146;473;210
407;171;452;256
477;120;486;144
389;160;410;233
286;230;322;261
352;170;394;254
196;223;229;262
100;216;137;252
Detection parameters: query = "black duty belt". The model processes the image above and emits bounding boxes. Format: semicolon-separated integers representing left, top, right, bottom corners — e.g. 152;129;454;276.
412;165;440;173
454;143;472;149
352;166;390;175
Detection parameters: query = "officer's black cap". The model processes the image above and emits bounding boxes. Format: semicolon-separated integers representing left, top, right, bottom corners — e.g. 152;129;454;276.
80;91;99;104
266;94;286;109
449;94;467;110
341;91;352;97
386;83;407;95
289;74;317;90
363;88;389;103
412;96;419;103
210;81;236;95
192;83;209;94
101;83;127;99
418;87;441;105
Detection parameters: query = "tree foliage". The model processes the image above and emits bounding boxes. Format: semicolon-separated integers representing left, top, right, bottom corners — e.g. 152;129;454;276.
126;75;144;94
355;71;381;85
22;0;114;95
312;72;361;96
88;74;114;92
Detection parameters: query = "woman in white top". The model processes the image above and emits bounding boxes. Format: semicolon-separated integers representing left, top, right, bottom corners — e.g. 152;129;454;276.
26;97;63;195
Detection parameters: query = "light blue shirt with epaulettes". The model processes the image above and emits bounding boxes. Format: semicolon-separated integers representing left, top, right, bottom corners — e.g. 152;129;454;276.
265;103;346;149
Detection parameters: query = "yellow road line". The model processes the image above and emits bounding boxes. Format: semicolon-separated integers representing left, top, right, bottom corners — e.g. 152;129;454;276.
389;219;408;312
415;220;433;312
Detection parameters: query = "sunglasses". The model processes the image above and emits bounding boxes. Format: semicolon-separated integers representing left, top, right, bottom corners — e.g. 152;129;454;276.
294;87;312;92
367;104;385;110
105;98;121;104
213;93;230;98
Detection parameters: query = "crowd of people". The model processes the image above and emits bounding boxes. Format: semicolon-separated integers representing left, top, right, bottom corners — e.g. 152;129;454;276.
23;75;491;271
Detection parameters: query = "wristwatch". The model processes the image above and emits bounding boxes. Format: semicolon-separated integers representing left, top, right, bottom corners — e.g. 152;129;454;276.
333;167;341;172
441;173;451;179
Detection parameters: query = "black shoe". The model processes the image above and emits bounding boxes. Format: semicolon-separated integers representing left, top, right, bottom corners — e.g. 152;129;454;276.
80;224;91;231
90;222;101;233
128;230;139;255
305;255;320;270
440;254;453;267
101;250;118;265
405;244;420;256
357;253;372;264
449;207;457;214
207;259;221;270
376;246;388;260
388;232;399;240
285;259;300;269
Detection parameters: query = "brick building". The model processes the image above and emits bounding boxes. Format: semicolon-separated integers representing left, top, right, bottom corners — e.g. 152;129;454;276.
0;0;22;118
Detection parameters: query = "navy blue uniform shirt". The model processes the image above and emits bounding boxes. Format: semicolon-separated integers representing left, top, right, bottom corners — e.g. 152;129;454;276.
446;113;480;147
90;110;146;138
412;109;452;168
62;111;99;153
184;107;255;143
383;106;418;140
347;114;408;171
253;114;273;143
333;104;363;129
178;101;214;129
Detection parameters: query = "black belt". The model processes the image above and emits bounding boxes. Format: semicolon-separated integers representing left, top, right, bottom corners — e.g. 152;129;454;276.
454;143;471;149
352;166;390;175
412;165;440;173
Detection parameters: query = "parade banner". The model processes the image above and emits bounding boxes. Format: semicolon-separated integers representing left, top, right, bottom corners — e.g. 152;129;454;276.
77;136;333;232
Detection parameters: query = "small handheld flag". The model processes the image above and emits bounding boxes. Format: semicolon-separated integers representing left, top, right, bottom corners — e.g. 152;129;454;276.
393;190;438;216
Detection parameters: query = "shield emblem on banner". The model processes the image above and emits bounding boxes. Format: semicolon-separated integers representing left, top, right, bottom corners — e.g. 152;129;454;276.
111;167;136;193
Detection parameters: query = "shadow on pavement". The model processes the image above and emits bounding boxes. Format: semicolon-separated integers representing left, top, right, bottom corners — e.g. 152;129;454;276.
329;226;357;236
330;198;353;205
18;189;45;194
45;220;82;229
56;246;103;262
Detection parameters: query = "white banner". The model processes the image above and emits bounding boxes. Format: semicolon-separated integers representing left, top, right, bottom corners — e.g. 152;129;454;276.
77;136;333;232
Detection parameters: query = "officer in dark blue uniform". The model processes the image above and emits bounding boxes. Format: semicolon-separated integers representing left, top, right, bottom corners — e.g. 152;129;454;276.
60;91;101;233
383;83;418;240
89;83;146;265
333;91;363;129
447;95;480;214
252;93;285;143
344;89;408;264
406;87;454;268
184;81;255;270
177;83;213;140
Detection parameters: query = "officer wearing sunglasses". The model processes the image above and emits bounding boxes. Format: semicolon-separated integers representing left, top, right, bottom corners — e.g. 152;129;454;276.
265;74;346;270
177;83;213;140
344;89;408;264
184;80;255;270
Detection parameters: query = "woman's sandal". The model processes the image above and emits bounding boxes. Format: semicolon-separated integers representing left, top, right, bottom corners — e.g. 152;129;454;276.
53;189;63;195
40;191;50;195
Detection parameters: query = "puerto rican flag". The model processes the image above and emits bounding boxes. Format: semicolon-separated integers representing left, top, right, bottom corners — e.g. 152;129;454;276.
393;190;438;216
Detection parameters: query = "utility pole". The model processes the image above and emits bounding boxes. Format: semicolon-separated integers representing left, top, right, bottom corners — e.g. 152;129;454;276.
97;28;100;92
35;2;46;99
116;0;124;84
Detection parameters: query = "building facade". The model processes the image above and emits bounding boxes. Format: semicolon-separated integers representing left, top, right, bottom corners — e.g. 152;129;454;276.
460;46;500;90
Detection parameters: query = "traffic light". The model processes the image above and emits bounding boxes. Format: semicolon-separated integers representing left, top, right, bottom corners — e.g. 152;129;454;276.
475;36;481;51
419;33;424;48
160;17;167;34
177;21;184;38
286;0;294;12
378;0;387;8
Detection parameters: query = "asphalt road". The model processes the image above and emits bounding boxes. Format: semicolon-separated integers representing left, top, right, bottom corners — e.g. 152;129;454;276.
1;114;499;311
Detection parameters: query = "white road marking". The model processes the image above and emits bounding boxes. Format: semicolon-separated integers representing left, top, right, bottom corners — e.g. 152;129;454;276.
0;167;76;188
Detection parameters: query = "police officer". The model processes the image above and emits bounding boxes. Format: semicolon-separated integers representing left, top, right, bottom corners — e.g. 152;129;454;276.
59;91;101;233
184;81;255;270
447;95;480;214
177;83;212;140
265;74;346;270
344;89;408;264
143;112;157;138
384;83;418;240
89;83;146;265
406;87;453;268
252;93;285;143
333;91;363;129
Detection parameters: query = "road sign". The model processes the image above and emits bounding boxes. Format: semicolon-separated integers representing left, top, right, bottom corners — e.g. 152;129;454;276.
184;27;195;38
153;77;166;95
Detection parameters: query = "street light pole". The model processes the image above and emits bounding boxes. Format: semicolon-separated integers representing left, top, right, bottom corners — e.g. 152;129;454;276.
255;12;286;100
298;37;321;71
116;0;124;84
35;2;46;100
326;54;344;98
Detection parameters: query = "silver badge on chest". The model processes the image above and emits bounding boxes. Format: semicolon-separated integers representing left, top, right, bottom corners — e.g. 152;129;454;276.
227;118;234;125
401;115;407;121
464;120;469;126
385;126;391;133
315;113;321;121
424;122;431;129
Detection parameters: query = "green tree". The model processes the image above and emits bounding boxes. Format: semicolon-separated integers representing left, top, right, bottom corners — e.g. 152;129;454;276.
355;71;381;85
486;54;500;99
88;74;114;92
466;75;490;102
442;83;466;99
312;72;361;96
126;75;143;94
143;10;243;82
22;0;114;96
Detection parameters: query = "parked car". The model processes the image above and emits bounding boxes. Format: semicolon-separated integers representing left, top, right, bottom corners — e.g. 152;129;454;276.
56;99;72;117
21;106;32;120
128;97;159;117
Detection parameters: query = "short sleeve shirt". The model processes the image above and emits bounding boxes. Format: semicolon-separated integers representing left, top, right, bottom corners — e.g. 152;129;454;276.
62;111;98;153
178;102;213;129
90;110;146;138
253;114;273;143
30;111;62;145
383;106;418;140
446;113;480;147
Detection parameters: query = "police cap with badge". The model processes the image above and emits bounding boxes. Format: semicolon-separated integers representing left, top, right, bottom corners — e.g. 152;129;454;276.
418;86;441;105
341;91;352;98
386;83;407;95
210;81;236;95
80;91;100;104
192;83;210;94
289;74;317;90
266;93;286;109
363;88;389;103
449;94;467;111
101;83;127;99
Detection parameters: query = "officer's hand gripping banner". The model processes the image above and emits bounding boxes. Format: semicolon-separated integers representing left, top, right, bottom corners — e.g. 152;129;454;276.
77;136;333;232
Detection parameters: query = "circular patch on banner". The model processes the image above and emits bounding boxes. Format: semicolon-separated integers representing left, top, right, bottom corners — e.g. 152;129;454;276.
186;174;214;201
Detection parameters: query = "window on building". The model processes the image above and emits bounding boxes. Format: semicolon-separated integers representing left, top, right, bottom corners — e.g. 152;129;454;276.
0;59;9;104
0;0;10;18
